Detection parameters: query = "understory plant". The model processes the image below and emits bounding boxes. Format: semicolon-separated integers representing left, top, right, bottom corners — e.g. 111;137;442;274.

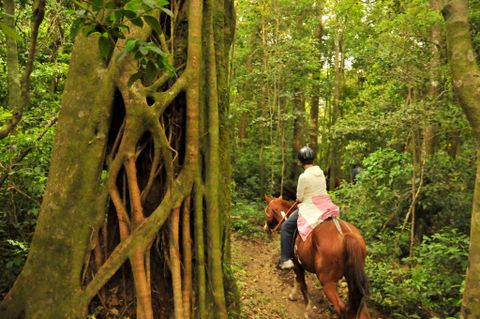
334;148;471;317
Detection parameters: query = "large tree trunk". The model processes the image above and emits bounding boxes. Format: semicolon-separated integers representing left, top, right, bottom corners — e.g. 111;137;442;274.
0;1;236;318
0;33;115;319
442;1;480;317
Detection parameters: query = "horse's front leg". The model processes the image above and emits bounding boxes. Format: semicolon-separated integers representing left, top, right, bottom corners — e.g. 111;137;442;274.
290;264;313;319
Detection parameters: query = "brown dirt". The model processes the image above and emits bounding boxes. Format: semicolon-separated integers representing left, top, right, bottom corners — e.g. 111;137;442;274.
231;233;342;319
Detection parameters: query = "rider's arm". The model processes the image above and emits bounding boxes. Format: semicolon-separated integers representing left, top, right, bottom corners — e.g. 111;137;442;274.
296;174;306;202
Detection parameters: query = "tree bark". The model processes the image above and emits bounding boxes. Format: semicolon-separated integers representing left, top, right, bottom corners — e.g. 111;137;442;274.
0;0;236;317
309;0;325;155
423;0;442;156
442;1;480;317
0;33;115;319
328;21;345;190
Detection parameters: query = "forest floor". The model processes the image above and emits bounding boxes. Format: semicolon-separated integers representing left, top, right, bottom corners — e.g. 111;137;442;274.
231;232;342;319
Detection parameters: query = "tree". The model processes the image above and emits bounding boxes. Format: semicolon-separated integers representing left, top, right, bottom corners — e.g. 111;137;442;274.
442;0;480;317
0;0;236;318
0;0;46;139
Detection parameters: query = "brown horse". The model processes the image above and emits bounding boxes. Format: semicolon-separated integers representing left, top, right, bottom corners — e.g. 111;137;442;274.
264;195;370;319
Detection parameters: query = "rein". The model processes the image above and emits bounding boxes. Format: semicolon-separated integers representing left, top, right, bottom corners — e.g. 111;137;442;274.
265;201;297;232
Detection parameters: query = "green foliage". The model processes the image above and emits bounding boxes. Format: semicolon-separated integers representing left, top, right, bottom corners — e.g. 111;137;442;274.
366;229;468;318
71;0;173;84
334;146;472;317
335;148;412;239
0;238;29;295
418;151;475;234
231;199;266;239
0;0;71;298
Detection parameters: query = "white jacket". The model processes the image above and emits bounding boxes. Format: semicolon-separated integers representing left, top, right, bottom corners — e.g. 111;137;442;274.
296;166;328;202
296;166;339;240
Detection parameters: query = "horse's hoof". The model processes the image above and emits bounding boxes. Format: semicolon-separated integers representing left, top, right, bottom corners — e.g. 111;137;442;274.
288;294;296;301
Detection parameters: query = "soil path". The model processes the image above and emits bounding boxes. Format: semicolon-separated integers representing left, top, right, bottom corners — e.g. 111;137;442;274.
231;233;341;319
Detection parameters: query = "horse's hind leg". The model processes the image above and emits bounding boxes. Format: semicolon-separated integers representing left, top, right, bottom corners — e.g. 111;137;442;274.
290;266;313;318
321;281;346;318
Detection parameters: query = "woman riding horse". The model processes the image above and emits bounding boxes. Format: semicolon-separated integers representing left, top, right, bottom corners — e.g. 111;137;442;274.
278;146;339;270
265;146;370;318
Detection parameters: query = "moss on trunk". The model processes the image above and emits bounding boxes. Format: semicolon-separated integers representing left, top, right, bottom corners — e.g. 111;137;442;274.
1;1;237;318
442;1;480;317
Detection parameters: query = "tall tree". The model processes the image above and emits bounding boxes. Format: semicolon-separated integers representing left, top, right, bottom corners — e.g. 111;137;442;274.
0;0;235;318
327;9;345;190
442;0;480;317
309;1;325;156
423;0;442;156
0;0;46;139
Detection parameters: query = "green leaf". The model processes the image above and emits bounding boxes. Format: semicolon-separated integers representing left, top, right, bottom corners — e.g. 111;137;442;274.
125;38;138;52
156;0;170;6
139;45;149;55
161;7;173;17
0;22;22;41
147;44;163;55
143;15;162;35
112;10;124;22
130;17;144;27
142;0;158;9
98;37;112;59
119;9;137;19
125;0;144;12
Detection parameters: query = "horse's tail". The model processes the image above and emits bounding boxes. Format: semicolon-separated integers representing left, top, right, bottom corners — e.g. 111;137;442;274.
343;233;369;317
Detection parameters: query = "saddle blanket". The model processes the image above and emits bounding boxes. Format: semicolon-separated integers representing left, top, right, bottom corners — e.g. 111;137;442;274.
297;195;339;241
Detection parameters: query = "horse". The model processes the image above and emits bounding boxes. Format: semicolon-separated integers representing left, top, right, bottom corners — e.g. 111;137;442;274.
263;195;370;319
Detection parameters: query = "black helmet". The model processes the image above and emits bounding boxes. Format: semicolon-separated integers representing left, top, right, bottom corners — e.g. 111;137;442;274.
298;146;315;164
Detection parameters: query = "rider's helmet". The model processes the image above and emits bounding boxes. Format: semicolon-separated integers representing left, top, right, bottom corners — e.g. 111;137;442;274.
298;146;315;164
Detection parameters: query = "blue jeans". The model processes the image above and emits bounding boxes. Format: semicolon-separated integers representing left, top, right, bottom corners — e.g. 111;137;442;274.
280;209;298;262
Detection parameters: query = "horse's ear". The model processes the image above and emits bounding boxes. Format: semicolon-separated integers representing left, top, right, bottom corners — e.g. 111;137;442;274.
264;195;271;203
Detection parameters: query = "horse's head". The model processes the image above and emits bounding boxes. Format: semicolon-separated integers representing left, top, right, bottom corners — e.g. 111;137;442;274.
263;195;294;232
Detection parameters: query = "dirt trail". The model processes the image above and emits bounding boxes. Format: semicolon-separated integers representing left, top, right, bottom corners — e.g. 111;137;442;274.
231;233;339;319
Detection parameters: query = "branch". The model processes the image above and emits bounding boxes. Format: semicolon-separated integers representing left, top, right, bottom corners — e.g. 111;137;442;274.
83;169;193;302
151;72;189;116
108;152;131;229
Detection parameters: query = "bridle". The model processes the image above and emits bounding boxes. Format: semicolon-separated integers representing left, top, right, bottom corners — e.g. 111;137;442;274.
264;200;298;232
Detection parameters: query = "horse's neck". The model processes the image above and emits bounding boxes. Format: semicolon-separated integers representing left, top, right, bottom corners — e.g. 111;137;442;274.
280;200;294;211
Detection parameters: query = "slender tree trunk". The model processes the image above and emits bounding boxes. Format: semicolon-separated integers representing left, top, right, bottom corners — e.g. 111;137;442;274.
2;0;22;137
0;0;46;139
423;0;442;156
291;94;305;182
309;1;325;155
328;22;345;190
442;1;480;317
